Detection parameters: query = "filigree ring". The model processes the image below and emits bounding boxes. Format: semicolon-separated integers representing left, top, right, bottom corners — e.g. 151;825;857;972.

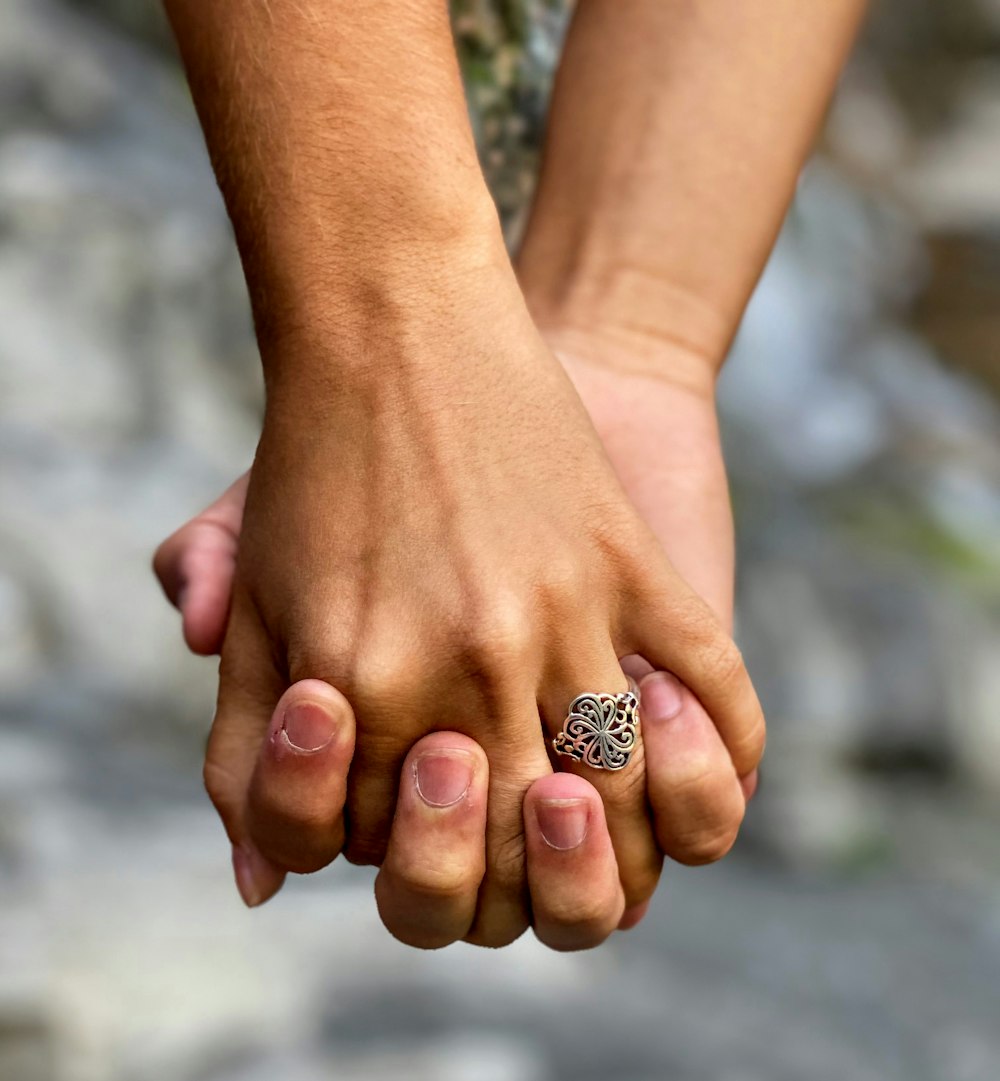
552;677;641;771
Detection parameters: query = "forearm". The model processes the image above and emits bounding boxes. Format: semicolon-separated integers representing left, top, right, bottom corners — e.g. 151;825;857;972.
163;0;508;373
517;0;867;385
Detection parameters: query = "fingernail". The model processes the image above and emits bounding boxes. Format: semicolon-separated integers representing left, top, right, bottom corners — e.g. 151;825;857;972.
536;798;589;850
231;843;284;908
413;751;474;808
641;671;684;723
279;700;336;754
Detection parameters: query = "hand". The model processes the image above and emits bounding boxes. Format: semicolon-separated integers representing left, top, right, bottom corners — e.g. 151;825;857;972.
200;269;761;948
237;678;631;951
557;339;736;629
156;314;761;947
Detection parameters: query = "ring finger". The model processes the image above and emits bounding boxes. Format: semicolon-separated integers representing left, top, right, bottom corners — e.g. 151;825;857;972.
542;643;662;911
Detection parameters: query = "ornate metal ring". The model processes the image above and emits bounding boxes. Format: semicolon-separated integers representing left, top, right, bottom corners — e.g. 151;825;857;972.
552;677;641;771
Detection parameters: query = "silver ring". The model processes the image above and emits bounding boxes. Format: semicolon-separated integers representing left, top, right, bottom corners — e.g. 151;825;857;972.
552;677;641;771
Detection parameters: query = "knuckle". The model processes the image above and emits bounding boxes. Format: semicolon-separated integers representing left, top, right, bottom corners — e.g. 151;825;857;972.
672;813;744;867
659;589;712;637
349;648;422;710
383;920;456;951
454;597;536;716
700;635;747;690
374;879;463;951
202;757;239;822
255;800;334;843
255;838;331;876
390;857;481;904
538;553;588;610
548;894;617;933
537;906;617;953
463;919;529;949
589;508;644;574
730;716;767;771
664;759;725;799
464;593;535;669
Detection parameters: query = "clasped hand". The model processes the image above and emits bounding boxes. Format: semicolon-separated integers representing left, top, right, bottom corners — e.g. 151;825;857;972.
155;269;764;951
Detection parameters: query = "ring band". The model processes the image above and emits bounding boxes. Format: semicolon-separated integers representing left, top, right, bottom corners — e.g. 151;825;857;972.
552;677;641;771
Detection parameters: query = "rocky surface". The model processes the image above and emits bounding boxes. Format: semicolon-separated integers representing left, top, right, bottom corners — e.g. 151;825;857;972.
1;2;998;1079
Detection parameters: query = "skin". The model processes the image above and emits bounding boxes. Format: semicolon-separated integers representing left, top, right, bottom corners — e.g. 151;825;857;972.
156;356;754;949
157;0;866;949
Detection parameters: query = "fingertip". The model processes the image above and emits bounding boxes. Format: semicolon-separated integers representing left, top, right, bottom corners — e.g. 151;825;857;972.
402;733;487;818
375;733;488;950
525;770;624;950
156;514;240;654
619;653;654;683
246;679;358;874
618;899;650;931
270;679;358;746
232;842;286;908
641;671;748;866
740;768;759;802
526;775;606;854
182;583;228;656
152;531;185;610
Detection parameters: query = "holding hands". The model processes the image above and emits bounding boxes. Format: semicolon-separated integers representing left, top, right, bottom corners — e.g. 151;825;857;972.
157;0;864;949
156;300;761;949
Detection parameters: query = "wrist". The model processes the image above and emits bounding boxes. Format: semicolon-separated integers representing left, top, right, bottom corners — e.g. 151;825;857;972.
257;240;533;405
516;244;734;390
520;268;726;401
252;206;515;385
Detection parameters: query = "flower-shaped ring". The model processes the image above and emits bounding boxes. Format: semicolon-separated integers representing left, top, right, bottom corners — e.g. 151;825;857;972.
552;678;641;771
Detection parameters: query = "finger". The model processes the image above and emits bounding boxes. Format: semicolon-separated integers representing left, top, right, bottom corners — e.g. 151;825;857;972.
206;586;286;907
620;653;654;683
339;650;431;868
374;733;487;949
624;564;766;778
462;698;553;949
742;768;760;802
246;679;357;873
342;655;547;950
152;473;248;655
348;731;531;946
625;654;755;827
543;646;663;912
639;670;746;865
618;900;651;931
525;773;624;952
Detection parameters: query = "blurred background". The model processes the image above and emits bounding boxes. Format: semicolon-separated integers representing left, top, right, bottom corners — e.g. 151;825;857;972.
1;1;998;1078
